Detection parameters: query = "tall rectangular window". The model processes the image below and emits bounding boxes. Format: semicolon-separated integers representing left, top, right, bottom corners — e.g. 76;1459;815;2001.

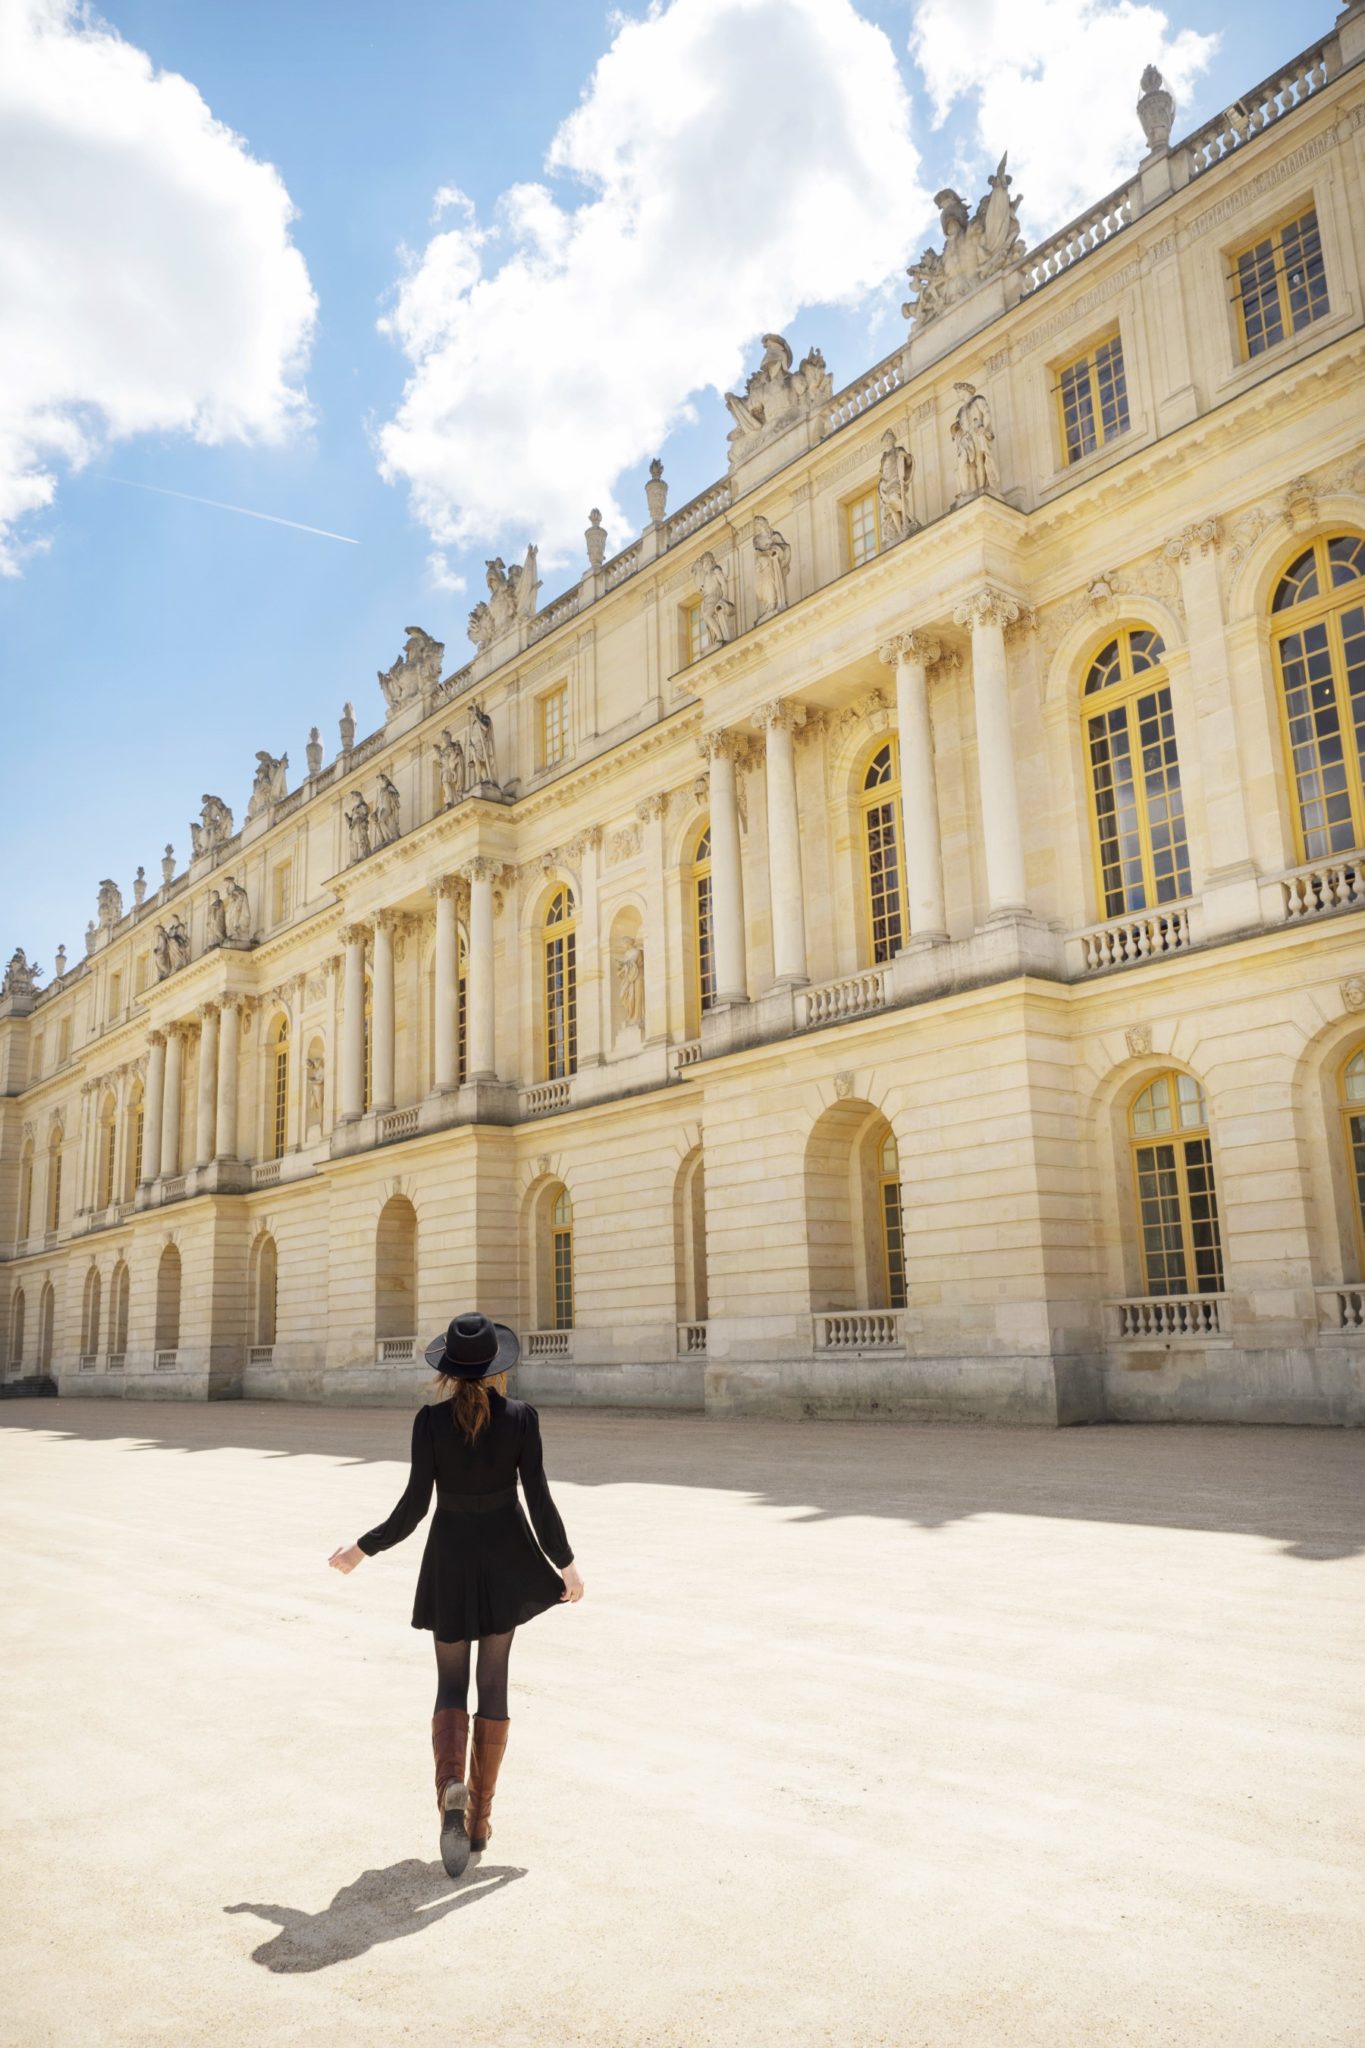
1231;205;1329;360
1056;331;1130;464
682;599;703;666
271;1046;288;1160
538;684;568;768
846;489;880;568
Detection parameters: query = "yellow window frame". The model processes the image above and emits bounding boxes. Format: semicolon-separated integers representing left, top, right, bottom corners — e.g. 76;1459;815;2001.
1342;1047;1365;1280
538;684;568;769
1228;203;1329;362
270;1026;289;1161
1053;327;1129;465
1082;628;1191;918
688;824;715;1027
859;738;906;963
543;888;578;1080
878;1132;907;1310
845;488;881;569
1270;533;1365;862
1128;1072;1224;1297
551;1188;574;1329
682;598;703;667
130;1104;144;1196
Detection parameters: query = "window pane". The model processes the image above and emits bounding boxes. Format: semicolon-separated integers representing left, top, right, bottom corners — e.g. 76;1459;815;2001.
1182;1137;1225;1292
695;872;716;1014
1060;355;1098;463
1280;208;1329;334
1236;235;1283;358
881;1177;907;1309
1094;335;1129;444
864;798;904;961
848;493;879;567
1089;706;1144;914
1135;1142;1189;1293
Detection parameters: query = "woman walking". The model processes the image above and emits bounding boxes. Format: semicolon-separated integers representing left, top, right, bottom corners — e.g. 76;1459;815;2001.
329;1312;584;1877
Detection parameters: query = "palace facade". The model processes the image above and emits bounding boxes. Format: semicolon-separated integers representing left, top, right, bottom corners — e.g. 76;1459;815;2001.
5;9;1365;1424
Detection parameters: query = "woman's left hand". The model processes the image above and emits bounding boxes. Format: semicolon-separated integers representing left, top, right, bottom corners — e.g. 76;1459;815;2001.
328;1543;366;1574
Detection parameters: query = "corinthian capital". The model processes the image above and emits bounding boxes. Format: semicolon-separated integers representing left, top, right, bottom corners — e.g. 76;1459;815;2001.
953;585;1025;633
752;698;807;735
460;856;499;885
337;922;371;948
697;728;743;765
1162;517;1222;565
878;630;942;670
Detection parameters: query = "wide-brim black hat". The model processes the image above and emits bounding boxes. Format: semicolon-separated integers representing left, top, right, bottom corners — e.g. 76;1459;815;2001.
424;1312;520;1380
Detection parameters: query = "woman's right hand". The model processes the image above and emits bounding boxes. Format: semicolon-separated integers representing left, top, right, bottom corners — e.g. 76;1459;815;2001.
559;1562;585;1604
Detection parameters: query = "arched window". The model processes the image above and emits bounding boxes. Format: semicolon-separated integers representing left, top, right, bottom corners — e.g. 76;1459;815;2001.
375;1193;417;1345
97;1093;117;1210
543;888;578;1080
10;1287;26;1370
267;1016;289;1161
860;741;905;962
550;1187;574;1330
250;1232;279;1347
674;1149;708;1325
1083;628;1190;916
82;1266;102;1356
110;1262;130;1358
1129;1072;1223;1297
46;1126;63;1232
689;824;716;1022
1341;1046;1365;1277
37;1282;54;1370
126;1085;144;1198
17;1139;34;1242
155;1243;182;1354
878;1130;907;1310
1271;533;1365;858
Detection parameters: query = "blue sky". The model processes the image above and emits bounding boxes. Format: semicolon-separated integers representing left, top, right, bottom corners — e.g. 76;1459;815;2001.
0;0;1303;972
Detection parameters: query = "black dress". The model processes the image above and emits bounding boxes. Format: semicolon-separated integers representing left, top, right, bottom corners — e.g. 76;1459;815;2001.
357;1392;574;1640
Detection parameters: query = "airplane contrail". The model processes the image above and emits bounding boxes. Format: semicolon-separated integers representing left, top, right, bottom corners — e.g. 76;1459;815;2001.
94;474;360;545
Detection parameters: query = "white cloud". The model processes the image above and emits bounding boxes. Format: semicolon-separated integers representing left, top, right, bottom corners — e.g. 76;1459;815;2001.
909;0;1217;235
425;551;466;594
376;0;928;567
0;0;317;573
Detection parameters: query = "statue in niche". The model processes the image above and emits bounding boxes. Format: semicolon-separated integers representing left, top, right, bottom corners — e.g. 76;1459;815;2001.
205;890;227;947
246;750;289;822
2;949;40;998
902;157;1025;329
616;937;644;1030
373;772;401;848
752;515;791;622
189;794;233;857
877;429;916;543
152;925;173;980
167;915;191;970
467;701;498;788
950;382;1000;499
434;729;465;809
695;552;736;652
724;334;832;469
97;879;123;927
225;876;252;941
469;545;541;647
306;1053;325;1127
378;627;444;713
345;793;372;864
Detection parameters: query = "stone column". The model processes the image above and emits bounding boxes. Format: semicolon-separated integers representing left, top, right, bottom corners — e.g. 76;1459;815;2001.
700;730;748;1005
463;860;497;1082
430;878;461;1092
215;998;241;1160
195;1004;219;1167
636;794;669;1040
570;827;604;1064
953;587;1030;919
880;632;948;944
143;1033;166;1183
371;913;396;1114
76;1084;96;1214
160;1024;184;1177
339;925;369;1121
753;700;809;986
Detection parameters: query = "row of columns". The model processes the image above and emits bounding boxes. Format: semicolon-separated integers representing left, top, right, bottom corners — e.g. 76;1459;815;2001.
700;585;1032;1001
139;998;244;1185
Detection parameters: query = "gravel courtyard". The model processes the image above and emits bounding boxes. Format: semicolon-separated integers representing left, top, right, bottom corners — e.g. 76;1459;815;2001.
1;1398;1362;2048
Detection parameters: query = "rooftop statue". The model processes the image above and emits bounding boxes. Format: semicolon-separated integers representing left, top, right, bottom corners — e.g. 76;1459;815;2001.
189;793;234;858
724;334;833;471
468;545;540;649
378;627;444;713
902;155;1024;329
246;750;289;822
2;948;40;998
96;878;123;927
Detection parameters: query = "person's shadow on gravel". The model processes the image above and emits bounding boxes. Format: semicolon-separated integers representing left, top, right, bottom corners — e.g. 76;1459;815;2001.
225;1857;525;1970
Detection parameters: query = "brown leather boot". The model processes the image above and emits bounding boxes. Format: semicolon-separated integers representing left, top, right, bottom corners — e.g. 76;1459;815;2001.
432;1708;471;1878
465;1715;509;1852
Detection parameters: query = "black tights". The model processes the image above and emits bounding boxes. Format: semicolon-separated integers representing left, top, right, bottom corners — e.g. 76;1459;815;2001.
433;1630;514;1720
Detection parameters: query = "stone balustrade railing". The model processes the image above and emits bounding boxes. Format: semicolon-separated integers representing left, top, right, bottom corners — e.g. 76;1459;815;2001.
664;480;732;547
1317;1285;1365;1333
247;1344;274;1364
813;1310;904;1351
671;1038;703;1075
799;967;889;1030
1271;855;1362;923
825;352;904;432
107;1352;125;1370
521;1079;571;1117
251;1160;281;1188
526;1330;571;1359
1108;1294;1227;1339
677;1321;708;1355
79;1353;96;1371
379;1336;415;1362
528;591;580;645
1072;903;1194;974
605;542;643;590
1181;37;1333;179
1021;182;1137;297
153;1348;178;1370
378;1107;419;1144
161;1175;186;1202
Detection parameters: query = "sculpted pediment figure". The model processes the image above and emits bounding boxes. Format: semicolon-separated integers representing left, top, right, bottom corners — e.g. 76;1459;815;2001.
468;545;540;648
724;334;832;471
379;627;445;712
246;750;289;822
903;154;1024;330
